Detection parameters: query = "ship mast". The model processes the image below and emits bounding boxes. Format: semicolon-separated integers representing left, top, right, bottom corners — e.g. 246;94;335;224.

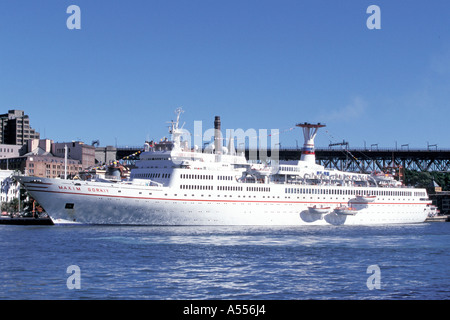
296;122;326;164
169;107;184;150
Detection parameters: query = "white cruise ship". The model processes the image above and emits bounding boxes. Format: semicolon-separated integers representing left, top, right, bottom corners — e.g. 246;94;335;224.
15;109;430;225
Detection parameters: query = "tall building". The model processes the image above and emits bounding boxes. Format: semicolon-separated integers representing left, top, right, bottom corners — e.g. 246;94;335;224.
0;110;40;145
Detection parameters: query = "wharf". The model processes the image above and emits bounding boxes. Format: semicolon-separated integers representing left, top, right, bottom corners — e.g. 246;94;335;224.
425;215;450;222
0;216;54;225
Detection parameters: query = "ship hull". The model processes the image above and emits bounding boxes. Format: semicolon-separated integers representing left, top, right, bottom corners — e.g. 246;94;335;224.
16;176;429;226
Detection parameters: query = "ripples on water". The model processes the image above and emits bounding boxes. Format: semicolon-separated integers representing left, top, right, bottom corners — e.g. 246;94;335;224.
0;223;449;300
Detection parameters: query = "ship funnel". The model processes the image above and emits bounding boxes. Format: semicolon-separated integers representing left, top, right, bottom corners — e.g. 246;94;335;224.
296;122;326;164
214;116;222;154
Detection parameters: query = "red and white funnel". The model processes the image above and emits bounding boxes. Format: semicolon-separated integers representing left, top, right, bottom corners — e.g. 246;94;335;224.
296;122;325;164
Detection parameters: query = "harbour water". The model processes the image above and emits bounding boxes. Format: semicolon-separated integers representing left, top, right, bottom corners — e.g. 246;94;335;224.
0;222;449;300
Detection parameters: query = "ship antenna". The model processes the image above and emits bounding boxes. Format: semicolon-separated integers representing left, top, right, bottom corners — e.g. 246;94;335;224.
169;107;184;149
175;107;184;129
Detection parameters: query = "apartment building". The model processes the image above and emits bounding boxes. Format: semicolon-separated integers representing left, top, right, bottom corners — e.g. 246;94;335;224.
0;110;40;145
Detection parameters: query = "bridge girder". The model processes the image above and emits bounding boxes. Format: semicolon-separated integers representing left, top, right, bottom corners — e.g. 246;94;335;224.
112;147;450;173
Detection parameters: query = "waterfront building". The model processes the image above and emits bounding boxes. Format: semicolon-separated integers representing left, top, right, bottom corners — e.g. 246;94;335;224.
0;154;82;179
0;139;83;179
0;170;19;205
0;144;26;159
428;191;450;216
52;141;95;170
95;145;117;165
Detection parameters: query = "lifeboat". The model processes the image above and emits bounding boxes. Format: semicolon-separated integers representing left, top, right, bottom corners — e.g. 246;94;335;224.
355;195;376;202
334;206;358;215
371;171;394;181
308;205;331;215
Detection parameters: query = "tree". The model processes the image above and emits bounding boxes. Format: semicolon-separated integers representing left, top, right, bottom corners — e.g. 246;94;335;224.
404;169;450;191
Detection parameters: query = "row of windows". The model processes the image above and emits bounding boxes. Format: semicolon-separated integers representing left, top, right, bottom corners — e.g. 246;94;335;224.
285;187;418;197
279;166;300;172
181;174;213;180
180;185;213;190
246;186;271;192
180;174;234;181
218;186;243;191
134;173;171;179
180;185;245;192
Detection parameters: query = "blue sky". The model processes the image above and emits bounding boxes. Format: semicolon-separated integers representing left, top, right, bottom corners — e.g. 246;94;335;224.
1;0;449;149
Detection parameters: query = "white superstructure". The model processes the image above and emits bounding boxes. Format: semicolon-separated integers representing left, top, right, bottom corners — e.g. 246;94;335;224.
15;109;430;225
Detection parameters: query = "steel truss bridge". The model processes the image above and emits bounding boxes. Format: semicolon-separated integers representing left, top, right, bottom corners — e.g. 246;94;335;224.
245;147;450;173
115;147;450;172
